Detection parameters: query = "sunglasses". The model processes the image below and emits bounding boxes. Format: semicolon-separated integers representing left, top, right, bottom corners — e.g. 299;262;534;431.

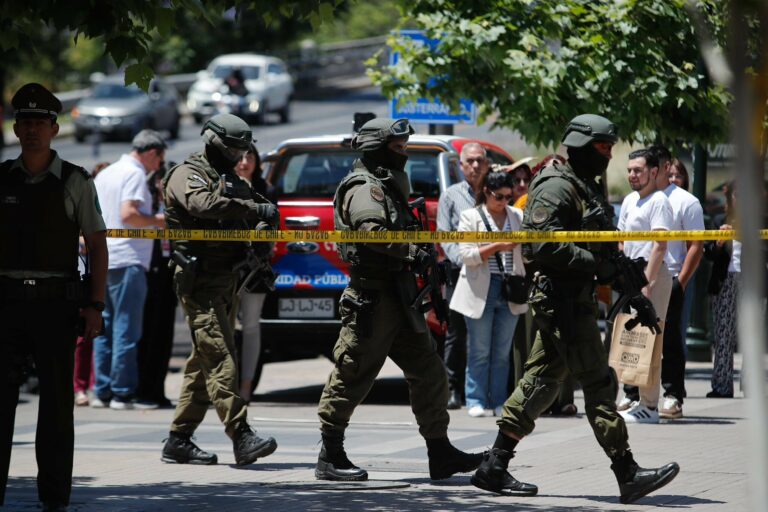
489;191;514;201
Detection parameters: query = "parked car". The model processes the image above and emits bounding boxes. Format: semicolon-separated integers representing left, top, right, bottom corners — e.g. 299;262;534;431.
244;130;514;390
186;53;293;125
72;76;181;142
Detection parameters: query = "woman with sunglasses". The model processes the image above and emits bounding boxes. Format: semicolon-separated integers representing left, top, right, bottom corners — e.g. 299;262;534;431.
449;171;528;417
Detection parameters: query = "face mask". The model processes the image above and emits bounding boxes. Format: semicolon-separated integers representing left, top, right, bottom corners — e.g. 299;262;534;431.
567;144;609;178
364;147;408;172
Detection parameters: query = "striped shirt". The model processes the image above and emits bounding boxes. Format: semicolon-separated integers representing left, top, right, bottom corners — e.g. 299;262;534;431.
437;181;476;266
481;214;515;274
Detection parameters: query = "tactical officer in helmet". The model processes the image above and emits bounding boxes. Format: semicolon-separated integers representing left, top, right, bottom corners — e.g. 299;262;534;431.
315;117;482;482
161;113;278;466
471;114;680;503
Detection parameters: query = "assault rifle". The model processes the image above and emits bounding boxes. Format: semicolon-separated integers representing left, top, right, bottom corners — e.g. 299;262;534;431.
235;221;277;295
408;197;452;328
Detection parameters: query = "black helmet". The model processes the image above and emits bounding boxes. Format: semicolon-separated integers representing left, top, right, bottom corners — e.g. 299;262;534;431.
351;118;414;151
561;114;618;148
201;113;252;150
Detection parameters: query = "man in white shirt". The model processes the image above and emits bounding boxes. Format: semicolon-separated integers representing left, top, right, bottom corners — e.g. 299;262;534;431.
650;146;704;419
93;130;166;410
616;148;674;424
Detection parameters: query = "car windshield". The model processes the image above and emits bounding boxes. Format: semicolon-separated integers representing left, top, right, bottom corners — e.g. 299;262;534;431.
91;83;145;99
212;65;261;80
276;149;442;198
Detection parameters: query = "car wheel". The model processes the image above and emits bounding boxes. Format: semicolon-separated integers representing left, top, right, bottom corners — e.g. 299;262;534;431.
74;130;86;143
169;114;180;140
255;101;267;125
278;101;290;124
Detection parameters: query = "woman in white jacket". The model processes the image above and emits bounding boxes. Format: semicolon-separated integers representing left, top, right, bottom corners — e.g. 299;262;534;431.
450;172;528;417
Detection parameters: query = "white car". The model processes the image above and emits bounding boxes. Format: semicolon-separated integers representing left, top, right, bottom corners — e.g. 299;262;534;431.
186;53;293;125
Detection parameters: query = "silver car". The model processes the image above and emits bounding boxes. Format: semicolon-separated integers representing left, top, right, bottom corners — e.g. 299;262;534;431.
186;53;293;125
72;76;181;143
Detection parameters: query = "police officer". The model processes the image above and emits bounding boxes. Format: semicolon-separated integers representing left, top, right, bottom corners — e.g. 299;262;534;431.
471;114;680;504
160;113;278;466
0;83;108;511
315;117;482;481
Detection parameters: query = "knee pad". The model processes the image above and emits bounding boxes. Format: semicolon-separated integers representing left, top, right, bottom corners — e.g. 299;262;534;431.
519;374;561;419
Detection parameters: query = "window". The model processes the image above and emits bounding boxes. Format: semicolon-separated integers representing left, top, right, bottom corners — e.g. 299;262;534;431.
212;65;261;80
267;63;285;75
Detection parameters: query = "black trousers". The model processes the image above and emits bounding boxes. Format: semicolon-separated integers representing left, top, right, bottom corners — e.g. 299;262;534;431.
0;298;78;506
624;276;687;404
136;262;177;403
443;270;467;393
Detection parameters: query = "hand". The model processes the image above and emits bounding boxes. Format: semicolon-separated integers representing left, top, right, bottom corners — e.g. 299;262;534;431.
154;213;166;228
255;203;280;228
716;224;732;248
80;307;103;343
409;244;435;273
495;242;517;252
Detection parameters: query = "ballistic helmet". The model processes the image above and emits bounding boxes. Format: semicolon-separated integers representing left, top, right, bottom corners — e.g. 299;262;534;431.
201;113;253;149
351;118;414;151
561;114;618;148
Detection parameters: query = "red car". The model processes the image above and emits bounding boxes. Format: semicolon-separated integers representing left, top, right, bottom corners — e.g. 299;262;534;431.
249;133;514;388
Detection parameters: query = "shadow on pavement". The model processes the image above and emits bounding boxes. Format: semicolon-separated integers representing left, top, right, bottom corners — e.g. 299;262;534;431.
547;493;725;508
254;376;411;406
6;476;649;512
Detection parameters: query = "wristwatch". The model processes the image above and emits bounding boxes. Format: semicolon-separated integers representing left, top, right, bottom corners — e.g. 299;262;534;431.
85;301;106;312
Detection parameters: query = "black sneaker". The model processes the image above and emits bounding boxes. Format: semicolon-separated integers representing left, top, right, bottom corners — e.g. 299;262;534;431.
162;432;218;465
232;423;277;465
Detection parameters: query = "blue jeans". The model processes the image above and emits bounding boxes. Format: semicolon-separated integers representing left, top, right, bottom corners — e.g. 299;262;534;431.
465;274;519;410
94;265;147;400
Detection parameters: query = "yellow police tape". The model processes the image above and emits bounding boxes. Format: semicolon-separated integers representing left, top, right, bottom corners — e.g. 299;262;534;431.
106;229;768;243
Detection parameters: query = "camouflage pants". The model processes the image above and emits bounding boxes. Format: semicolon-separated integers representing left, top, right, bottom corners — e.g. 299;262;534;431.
497;284;629;459
170;267;247;439
318;285;450;439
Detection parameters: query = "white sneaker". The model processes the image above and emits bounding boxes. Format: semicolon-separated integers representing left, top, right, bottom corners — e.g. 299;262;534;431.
109;398;134;410
659;397;683;419
90;397;107;409
468;405;487;417
620;403;659;424
493;406;504;417
74;391;89;407
617;396;637;411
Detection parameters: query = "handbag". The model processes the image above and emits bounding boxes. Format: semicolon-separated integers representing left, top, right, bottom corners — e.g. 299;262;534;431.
476;207;529;304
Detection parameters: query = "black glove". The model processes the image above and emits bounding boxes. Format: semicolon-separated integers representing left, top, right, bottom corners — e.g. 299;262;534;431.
624;294;661;334
409;244;435;274
252;203;279;228
595;258;618;285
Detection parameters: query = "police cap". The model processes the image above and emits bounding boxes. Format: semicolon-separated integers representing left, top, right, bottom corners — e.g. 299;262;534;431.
561;114;618;148
12;83;62;121
351;118;414;151
200;113;253;149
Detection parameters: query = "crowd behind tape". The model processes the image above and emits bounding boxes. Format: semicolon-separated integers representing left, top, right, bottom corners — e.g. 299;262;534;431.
106;229;768;243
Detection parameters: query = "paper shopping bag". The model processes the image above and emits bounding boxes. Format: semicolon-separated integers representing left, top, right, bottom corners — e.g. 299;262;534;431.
608;312;663;387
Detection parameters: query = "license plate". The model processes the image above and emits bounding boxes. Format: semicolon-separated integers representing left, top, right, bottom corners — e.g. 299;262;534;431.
278;298;335;318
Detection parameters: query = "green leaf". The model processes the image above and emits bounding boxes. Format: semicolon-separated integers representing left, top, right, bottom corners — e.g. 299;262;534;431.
124;62;155;91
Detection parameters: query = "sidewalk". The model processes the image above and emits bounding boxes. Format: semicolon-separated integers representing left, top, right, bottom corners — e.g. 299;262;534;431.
6;356;748;511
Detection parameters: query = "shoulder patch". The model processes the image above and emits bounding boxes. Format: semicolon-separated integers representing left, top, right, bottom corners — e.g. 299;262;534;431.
531;207;549;225
187;173;207;190
370;185;385;203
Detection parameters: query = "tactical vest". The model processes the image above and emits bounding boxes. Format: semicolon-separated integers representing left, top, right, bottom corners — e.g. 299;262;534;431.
334;160;420;275
0;159;82;274
163;153;249;265
528;162;616;259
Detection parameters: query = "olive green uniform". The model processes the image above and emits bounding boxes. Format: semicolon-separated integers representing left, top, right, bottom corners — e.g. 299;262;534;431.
497;161;629;458
163;152;268;438
317;160;450;439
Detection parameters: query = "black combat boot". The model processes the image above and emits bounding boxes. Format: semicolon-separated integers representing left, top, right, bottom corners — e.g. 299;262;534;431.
426;437;484;480
161;431;218;465
611;451;679;504
315;434;368;481
232;422;278;465
471;448;538;495
446;388;462;410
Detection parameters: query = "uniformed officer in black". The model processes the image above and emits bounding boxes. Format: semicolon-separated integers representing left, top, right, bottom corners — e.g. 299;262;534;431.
0;83;108;512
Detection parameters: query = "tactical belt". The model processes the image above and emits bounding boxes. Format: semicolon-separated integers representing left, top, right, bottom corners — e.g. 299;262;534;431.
0;276;83;302
349;275;396;291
